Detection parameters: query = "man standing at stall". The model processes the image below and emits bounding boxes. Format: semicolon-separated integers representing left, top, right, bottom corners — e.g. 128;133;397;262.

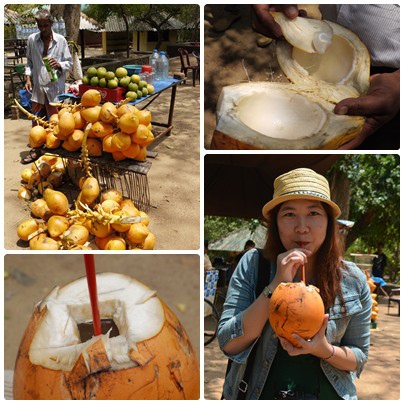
23;9;72;163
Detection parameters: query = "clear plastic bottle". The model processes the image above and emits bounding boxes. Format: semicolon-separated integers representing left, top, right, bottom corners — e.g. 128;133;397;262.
16;24;22;39
155;51;165;81
162;52;169;80
149;49;159;72
60;18;66;37
54;18;60;34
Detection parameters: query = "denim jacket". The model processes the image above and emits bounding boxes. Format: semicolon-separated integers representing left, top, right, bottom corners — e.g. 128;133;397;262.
218;249;372;400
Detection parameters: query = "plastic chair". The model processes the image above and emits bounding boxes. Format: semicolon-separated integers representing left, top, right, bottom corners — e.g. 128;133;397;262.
178;48;199;87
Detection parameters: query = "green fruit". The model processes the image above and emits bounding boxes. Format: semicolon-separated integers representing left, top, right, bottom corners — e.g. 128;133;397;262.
142;87;148;96
138;80;147;90
108;79;119;89
126;91;138;101
127;82;139;92
97;67;107;78
137;90;143;99
115;67;128;78
99;78;107;88
106;71;115;80
147;84;154;94
119;76;131;88
130;74;140;84
86;66;97;77
82;76;89;85
90;76;99;87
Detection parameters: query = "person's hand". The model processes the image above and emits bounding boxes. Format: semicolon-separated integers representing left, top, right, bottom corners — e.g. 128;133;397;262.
48;58;61;70
336;71;400;149
271;248;312;288
252;5;300;38
279;314;332;358
25;78;32;94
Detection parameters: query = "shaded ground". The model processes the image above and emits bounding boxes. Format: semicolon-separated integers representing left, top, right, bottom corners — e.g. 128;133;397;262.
4;56;200;250
204;296;400;400
4;254;200;371
204;5;286;149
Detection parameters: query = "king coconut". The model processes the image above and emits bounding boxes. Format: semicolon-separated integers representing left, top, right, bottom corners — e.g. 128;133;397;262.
13;273;199;400
215;11;370;149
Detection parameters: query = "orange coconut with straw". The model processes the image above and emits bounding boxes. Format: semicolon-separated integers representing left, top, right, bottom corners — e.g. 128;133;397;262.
13;256;199;399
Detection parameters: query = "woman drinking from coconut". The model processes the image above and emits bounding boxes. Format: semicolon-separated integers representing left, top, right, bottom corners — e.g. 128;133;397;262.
218;168;372;399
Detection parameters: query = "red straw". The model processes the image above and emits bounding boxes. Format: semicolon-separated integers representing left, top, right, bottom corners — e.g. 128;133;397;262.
84;254;102;336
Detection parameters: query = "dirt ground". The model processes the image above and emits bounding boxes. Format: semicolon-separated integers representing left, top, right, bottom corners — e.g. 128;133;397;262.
204;296;400;400
204;5;286;149
4;254;200;371
4;56;200;250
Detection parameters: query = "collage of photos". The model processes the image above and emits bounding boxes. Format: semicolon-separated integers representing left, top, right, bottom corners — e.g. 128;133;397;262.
2;2;400;401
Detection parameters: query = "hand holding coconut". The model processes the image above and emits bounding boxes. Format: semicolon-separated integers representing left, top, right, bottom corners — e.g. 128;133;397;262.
252;4;300;38
336;70;400;149
218;168;372;400
279;313;330;356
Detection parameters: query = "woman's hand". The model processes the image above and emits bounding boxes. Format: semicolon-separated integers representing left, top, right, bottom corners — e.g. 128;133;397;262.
279;314;331;358
252;4;299;38
271;248;311;289
336;71;400;149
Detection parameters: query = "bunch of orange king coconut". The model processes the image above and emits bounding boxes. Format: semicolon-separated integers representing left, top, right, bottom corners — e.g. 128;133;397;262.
15;90;156;250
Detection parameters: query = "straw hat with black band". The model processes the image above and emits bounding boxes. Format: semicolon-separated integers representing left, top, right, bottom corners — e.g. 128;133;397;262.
262;168;341;219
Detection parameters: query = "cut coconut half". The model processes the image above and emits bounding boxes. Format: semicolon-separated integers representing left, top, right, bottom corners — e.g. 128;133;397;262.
214;18;370;149
216;82;364;149
277;20;370;103
14;272;199;399
271;11;334;54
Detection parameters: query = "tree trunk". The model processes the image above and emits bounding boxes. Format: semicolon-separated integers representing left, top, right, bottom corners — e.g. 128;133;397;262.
64;5;81;43
50;4;81;43
345;210;377;249
329;167;351;220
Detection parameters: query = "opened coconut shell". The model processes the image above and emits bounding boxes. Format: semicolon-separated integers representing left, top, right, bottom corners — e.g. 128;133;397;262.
13;273;199;399
215;16;370;149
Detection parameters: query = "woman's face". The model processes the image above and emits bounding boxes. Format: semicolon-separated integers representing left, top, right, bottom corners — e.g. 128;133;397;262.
276;199;328;256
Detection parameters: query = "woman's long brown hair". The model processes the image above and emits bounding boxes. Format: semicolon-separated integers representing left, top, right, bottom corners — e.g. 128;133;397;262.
263;203;345;310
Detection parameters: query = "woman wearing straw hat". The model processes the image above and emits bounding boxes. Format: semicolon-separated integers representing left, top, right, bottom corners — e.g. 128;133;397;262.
218;168;372;400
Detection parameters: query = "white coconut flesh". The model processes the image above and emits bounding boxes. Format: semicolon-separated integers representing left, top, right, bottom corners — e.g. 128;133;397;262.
29;273;164;371
271;12;333;54
216;82;364;149
237;90;326;140
277;20;370;103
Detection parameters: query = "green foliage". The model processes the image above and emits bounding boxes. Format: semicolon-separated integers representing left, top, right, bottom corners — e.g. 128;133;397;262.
334;154;399;243
330;154;400;279
204;216;260;244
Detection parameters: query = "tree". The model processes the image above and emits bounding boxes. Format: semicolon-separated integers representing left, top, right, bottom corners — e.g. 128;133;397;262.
204;216;260;246
327;155;400;280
